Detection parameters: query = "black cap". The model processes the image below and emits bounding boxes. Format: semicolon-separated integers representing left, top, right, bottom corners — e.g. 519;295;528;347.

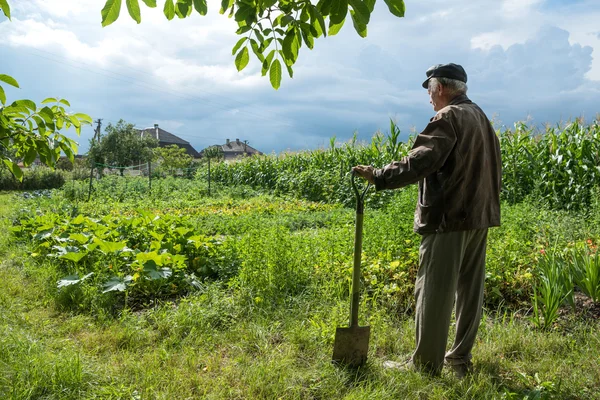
422;63;467;89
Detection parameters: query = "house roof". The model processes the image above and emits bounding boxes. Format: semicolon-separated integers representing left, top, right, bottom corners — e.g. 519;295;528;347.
136;124;200;157
217;139;262;155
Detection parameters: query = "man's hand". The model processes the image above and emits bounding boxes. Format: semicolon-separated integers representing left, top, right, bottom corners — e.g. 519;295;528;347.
352;165;376;184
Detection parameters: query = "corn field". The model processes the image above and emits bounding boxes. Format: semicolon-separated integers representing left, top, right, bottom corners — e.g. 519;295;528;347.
207;119;600;211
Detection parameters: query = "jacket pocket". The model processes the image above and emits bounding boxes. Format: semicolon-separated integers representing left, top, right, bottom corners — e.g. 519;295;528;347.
415;204;443;232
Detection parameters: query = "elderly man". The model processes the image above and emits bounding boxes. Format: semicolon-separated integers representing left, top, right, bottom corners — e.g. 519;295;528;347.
353;63;502;377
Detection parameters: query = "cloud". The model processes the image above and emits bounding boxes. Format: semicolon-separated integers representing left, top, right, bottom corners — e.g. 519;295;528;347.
1;0;599;155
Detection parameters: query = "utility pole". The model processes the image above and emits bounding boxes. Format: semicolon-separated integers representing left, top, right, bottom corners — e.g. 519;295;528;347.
87;119;102;202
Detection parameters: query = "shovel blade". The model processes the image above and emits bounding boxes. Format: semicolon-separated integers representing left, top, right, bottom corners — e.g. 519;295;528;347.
332;325;370;367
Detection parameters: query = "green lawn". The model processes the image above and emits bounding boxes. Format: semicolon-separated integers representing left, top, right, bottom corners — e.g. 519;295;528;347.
1;190;599;399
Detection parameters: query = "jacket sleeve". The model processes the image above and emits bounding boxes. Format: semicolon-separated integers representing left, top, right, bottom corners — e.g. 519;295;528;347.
373;111;457;191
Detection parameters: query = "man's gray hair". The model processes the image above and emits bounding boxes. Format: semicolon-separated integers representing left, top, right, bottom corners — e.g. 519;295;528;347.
429;77;468;96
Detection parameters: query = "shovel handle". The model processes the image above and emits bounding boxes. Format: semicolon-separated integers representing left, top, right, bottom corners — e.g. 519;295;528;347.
350;171;370;327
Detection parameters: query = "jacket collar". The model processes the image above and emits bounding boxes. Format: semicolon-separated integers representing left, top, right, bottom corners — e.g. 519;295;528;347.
449;94;471;105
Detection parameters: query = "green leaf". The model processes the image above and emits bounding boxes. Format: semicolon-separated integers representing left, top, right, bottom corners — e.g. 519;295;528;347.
101;0;122;27
68;115;82;128
300;26;315;49
57;273;94;289
0;74;19;88
348;0;370;24
235;47;250;72
330;0;348;24
269;58;282;90
0;0;11;20
60;251;88;263
3;159;23;181
286;64;294;78
141;0;157;6
328;18;345;36
364;0;375;12
13;99;36;112
350;10;367;38
383;0;405;17
234;4;253;22
126;0;141;23
41;97;58;104
102;276;133;293
69;233;90;244
249;39;264;62
193;0;207;15
175;0;191;18
220;0;233;14
73;113;93;124
0;86;5;105
164;0;175;20
231;37;247;55
318;0;332;15
38;106;55;123
24;146;37;166
282;30;300;67
309;5;327;38
262;49;275;76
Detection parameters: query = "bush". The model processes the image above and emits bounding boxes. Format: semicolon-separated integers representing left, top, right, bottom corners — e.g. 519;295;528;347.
0;166;66;191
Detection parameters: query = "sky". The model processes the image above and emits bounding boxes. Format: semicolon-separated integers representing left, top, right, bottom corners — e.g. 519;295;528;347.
1;0;600;155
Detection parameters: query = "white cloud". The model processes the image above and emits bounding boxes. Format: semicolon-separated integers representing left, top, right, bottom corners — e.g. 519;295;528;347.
1;0;599;154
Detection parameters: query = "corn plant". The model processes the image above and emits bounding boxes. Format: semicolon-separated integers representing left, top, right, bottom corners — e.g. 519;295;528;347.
571;246;600;303
530;250;573;330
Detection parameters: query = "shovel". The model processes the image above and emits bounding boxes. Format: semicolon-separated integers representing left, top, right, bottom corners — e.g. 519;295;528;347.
332;171;371;368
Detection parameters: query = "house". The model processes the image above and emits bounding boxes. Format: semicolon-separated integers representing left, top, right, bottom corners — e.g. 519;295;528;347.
137;124;200;158
201;138;263;161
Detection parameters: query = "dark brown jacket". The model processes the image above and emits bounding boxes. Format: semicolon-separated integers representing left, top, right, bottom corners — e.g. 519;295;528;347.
373;94;501;234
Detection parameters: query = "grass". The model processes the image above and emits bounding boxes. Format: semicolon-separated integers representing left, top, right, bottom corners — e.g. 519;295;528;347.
1;191;599;399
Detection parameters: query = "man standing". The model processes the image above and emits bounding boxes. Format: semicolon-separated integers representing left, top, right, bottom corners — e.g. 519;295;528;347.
353;63;502;377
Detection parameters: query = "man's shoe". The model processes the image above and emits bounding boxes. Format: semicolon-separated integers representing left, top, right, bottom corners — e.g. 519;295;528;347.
446;361;473;379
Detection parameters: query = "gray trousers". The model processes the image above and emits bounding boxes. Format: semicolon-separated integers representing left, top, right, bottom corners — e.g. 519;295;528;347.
412;228;488;374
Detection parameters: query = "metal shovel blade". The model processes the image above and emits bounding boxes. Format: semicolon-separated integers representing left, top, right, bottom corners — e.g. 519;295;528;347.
332;325;370;368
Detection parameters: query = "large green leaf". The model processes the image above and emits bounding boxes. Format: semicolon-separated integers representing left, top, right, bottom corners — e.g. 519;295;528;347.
101;0;123;27
73;113;93;124
383;0;405;17
329;0;348;25
3;159;23;181
102;275;133;293
0;74;19;88
38;106;55;123
96;238;127;253
164;0;175;20
193;0;207;15
328;18;345;36
175;0;191;18
60;251;88;263
12;99;36;112
350;10;367;38
270;59;282;90
126;0;141;23
262;50;276;76
24;146;37;166
282;30;300;67
0;86;6;105
141;0;157;7
57;273;94;289
231;37;247;55
348;0;370;25
0;0;11;20
235;47;250;72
